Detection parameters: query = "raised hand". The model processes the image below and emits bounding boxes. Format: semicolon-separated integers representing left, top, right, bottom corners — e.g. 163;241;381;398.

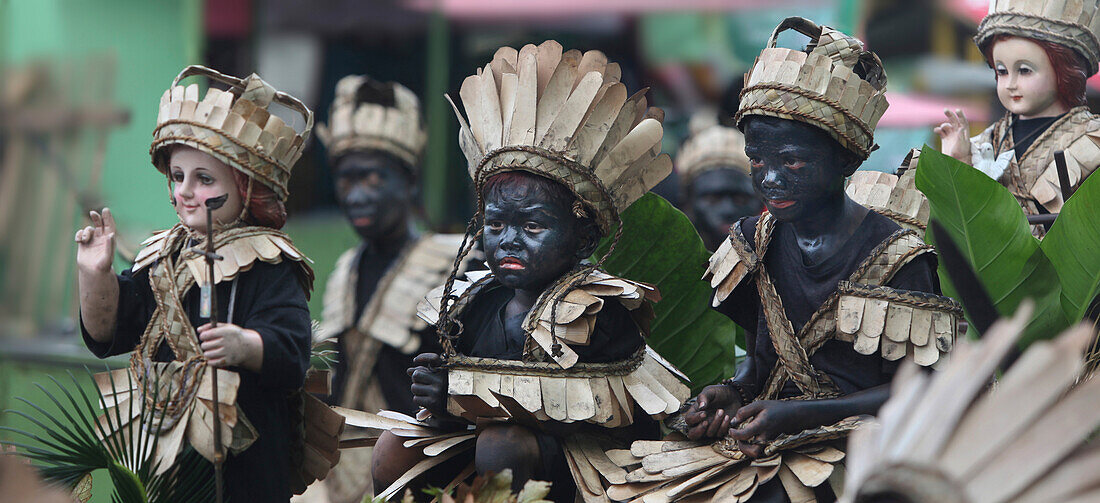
75;208;117;273
408;353;448;416
933;108;972;163
683;384;743;440
197;322;264;372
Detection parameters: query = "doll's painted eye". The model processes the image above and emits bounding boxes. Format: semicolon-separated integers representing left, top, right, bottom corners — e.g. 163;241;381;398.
486;220;504;231
171;171;184;182
524;222;545;233
199;174;214;185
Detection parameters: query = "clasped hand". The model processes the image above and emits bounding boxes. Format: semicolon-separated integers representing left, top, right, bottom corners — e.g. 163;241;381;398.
408;353;448;416
683;384;810;459
197;323;263;371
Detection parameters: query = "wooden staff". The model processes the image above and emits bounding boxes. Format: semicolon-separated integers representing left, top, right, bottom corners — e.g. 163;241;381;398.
195;193;228;503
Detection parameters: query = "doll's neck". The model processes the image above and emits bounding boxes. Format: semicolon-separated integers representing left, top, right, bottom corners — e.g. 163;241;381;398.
1018;102;1069;120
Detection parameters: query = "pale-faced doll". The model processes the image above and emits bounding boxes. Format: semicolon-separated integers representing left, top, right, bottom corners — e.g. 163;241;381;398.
75;66;321;502
935;0;1100;234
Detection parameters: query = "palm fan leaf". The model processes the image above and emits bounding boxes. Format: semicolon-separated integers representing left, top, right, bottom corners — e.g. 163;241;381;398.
1;367;214;503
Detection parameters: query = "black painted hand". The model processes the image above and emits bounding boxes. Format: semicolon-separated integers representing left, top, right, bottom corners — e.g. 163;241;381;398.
407;352;447;416
726;400;809;459
683;384;743;440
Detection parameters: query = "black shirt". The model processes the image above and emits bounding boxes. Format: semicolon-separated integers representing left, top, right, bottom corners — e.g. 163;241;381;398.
81;259;311;503
719;211;940;398
1012;113;1064;161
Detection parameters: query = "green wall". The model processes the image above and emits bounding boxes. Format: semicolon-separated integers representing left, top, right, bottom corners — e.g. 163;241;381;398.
4;0;202;247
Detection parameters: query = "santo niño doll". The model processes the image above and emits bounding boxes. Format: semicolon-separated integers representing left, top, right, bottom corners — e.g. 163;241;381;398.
313;75;471;503
676;110;764;251
606;19;963;502
934;0;1100;236
350;41;690;502
74;66;331;502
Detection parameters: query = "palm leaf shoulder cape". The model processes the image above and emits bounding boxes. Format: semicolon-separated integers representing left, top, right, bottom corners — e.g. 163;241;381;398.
970;108;1100;216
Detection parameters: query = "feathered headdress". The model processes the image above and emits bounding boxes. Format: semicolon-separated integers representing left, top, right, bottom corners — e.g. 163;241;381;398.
316;75;427;170
447;40;671;235
736;17;888;160
151;65;313;202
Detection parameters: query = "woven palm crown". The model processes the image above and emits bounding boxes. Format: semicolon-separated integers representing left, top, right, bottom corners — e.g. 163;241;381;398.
736;17;889;160
151;65;314;201
976;0;1100;76
449;40;672;234
316;75;427;170
676;110;750;181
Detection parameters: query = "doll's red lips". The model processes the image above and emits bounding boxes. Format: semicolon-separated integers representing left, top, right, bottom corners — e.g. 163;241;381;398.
499;257;525;269
352;216;374;226
768;199;796;209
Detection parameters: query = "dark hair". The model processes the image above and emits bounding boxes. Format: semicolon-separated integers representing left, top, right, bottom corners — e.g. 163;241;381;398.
481;170;602;242
231;169;287;229
982;34;1088;110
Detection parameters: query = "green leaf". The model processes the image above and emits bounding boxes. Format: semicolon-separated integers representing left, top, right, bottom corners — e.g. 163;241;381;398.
593;193;739;391
914;146;1068;344
1041;167;1100;322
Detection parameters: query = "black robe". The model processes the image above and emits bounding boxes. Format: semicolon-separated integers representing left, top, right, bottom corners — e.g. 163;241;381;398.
719;211;940;398
81;259;311;503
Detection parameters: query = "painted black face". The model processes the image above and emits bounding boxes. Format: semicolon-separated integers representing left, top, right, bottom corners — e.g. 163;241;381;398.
689;167;762;250
742;116;854;223
482;175;591;293
333;151;413;240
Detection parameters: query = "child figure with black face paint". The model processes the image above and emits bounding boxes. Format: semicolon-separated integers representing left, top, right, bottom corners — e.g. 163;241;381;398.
676;110;764;251
313;75;473;503
360;41;690;501
607;19;963;502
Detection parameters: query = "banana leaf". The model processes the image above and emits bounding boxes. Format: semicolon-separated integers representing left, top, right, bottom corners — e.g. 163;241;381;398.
1041;167;1100;322
592;193;740;392
914;146;1068;344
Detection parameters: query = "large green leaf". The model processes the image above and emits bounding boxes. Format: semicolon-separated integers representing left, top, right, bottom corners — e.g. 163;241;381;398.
914;146;1068;344
592;193;740;391
1042;167;1100;321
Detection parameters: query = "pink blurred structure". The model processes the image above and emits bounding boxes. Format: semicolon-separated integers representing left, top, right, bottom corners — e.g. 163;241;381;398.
878;92;989;127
